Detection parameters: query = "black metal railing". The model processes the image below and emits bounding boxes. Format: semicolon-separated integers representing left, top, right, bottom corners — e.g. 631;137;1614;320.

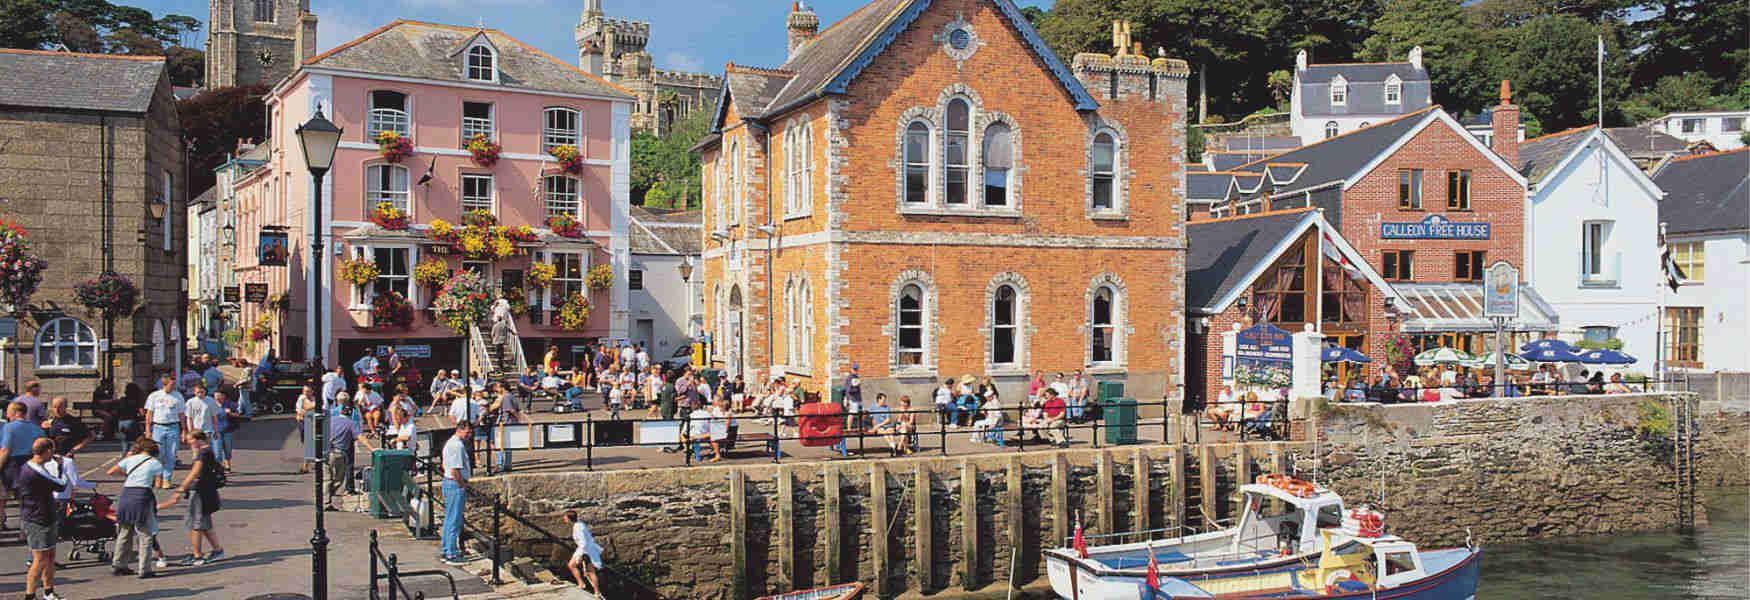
368;529;458;600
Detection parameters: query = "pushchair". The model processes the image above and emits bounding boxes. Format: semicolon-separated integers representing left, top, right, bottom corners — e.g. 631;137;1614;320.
62;491;118;563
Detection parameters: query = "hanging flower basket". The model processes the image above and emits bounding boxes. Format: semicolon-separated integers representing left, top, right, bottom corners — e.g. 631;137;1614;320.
369;201;410;230
244;314;273;342
339;256;380;286
370;291;416;330
548;144;583;175
505;289;530;316
427;217;521;261
461;209;497;228
555;292;592;331
585;264;613;291
375;131;414;163
74;271;139;318
431;270;494;335
0;221;47;310
527;261;557;288
506;225;539;243
414;258;451;289
465;134;501;167
546;213;584;238
267;291;292;312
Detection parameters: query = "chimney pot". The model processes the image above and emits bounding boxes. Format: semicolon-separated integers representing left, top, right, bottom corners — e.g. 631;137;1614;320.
1491;79;1521;168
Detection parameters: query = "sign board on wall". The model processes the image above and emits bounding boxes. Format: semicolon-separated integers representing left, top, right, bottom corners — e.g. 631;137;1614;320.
1380;214;1491;240
1234;323;1294;402
1483;261;1520;318
244;283;270;303
223;286;241;303
377;344;431;358
258;228;289;266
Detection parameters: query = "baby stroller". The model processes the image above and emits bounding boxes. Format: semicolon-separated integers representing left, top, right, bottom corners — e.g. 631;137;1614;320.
63;491;118;563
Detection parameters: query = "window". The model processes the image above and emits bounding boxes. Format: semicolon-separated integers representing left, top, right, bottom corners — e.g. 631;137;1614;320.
1669;241;1704;283
712;156;726;226
1398;169;1423;210
991;284;1018;366
786;278;814;369
1455;251;1485;282
1321;259;1366;324
1680;118;1703;134
550;253;585;303
1384;75;1402;105
729;140;743;223
366;164;411;213
1330;75;1347;106
373;247;411;300
1666;307;1702;366
1383;250;1414;281
897;284;926;366
462;260;490;279
162;170;174;251
543;175;580;218
35;317;96;369
1582;326;1617;344
1091;132;1117;211
151;320;165;365
253;0;274;22
784;122;812;216
368;91;410;138
983;122;1013;207
1582;221;1612;282
628;269;644;291
461;174;494;214
944;99;970;206
1256;248;1307;323
1725;117;1745;133
462;102;494;143
1446;170;1472;210
543;107;580;151
1090;285;1118;364
903;122;930;204
465;45;496;82
1382;552;1418;576
1324;121;1339;139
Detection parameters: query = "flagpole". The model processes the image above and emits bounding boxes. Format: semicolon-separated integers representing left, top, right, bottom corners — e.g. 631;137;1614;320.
1656;222;1667;392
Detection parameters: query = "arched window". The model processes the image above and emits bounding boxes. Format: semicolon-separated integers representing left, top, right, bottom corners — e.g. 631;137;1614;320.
36;317;96;369
786;278;813;368
982;122;1013;207
1090;132;1117;211
903;121;931;204
896;283;926;367
991;284;1018;366
1329;75;1347;106
366;164;410;213
728;139;742;223
712;156;725;226
543;107;581;152
543;175;580;218
253;0;275;22
799;123;814;215
783;123;811;217
466;45;496;82
368;91;409;138
1089;283;1122;365
785;279;800;367
799;279;814;368
1324;121;1340;139
944;99;970;206
151;320;166;366
1384;75;1402;105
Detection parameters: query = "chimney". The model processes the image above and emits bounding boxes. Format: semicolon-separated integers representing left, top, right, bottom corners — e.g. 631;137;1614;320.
1492;80;1520;168
787;2;819;60
1407;46;1423;70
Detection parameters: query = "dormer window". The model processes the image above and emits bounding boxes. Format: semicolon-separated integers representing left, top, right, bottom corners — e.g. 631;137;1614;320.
1384;75;1402;105
466;44;496;82
1330;75;1347;106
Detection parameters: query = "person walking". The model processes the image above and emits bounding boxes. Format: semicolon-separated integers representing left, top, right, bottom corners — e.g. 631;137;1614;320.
563;509;603;592
440;421;474;566
144;375;187;489
295;384;319;474
490;383;522;472
326;402;362;509
2;401;47;531
216;391;243;471
159;430;226;566
185;384;222;468
16;438;67;600
109;437;165;578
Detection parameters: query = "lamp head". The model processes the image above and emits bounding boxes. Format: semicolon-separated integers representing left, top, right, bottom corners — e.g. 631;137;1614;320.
295;109;344;176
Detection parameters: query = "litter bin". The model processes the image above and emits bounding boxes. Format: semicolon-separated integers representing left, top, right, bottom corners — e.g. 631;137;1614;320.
700;368;724;392
1094;381;1124;421
1103;398;1138;445
368;449;414;518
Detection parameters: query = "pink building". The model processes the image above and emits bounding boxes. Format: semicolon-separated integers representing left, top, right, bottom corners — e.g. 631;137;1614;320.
231;20;634;370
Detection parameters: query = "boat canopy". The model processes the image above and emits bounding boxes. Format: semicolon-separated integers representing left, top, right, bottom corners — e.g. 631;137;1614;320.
1238;482;1342;508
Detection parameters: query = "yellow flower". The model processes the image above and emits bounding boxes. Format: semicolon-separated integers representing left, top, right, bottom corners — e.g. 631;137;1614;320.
461;236;486;255
429;219;453;237
491;237;514;258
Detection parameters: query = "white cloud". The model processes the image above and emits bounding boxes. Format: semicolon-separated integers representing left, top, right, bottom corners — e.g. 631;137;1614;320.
662;51;705;74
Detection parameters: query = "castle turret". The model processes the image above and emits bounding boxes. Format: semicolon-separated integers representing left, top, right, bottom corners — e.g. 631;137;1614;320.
1071;20;1189;106
787;2;819;60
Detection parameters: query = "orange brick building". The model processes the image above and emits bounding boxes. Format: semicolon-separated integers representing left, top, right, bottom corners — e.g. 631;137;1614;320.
695;0;1190;401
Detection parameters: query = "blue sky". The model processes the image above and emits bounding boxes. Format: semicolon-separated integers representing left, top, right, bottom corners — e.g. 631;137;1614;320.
131;0;1053;74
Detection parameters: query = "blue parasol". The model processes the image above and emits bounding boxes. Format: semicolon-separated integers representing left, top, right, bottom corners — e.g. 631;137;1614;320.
1320;346;1372;364
1522;347;1585;363
1520;338;1577;354
1577;349;1637;365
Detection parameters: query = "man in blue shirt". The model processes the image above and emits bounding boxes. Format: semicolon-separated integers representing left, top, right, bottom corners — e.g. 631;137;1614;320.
325;403;363;508
1;401;48;531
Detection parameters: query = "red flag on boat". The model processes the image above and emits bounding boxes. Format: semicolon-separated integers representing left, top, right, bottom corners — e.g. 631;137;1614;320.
1145;542;1161;592
1072;516;1089;558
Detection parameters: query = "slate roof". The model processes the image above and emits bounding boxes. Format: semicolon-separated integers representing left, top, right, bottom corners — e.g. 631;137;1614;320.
1654;149;1750;236
1298;62;1431;118
1603;127;1690;158
629;206;702;255
303;21;632;100
1207;151;1275;171
1187;172;1236;201
724;66;794;120
1231;107;1434;194
0;49;166;113
1215;135;1301;152
1185;210;1316;313
1517;126;1594;183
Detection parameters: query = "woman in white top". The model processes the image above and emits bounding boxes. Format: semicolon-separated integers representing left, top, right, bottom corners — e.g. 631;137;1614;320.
108;437;166;576
295;385;320;473
387;404;418;455
562;509;602;592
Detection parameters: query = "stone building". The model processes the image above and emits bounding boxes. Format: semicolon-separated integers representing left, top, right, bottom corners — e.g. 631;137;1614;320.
0;49;187;399
205;0;317;89
575;0;720;135
695;1;1191;402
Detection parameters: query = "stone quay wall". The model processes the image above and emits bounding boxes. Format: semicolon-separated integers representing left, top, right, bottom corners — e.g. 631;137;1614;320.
468;392;1744;598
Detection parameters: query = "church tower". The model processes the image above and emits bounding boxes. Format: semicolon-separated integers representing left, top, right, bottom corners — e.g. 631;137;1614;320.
573;0;720;134
205;0;317;89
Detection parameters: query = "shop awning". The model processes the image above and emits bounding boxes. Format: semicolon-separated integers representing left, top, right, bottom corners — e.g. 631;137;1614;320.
1394;282;1558;333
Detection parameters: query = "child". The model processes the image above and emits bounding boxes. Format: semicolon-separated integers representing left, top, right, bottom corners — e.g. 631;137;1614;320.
606;382;625;419
563;510;603;592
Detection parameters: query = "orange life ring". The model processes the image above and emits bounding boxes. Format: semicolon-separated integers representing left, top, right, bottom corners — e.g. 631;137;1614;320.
1255;474;1317;498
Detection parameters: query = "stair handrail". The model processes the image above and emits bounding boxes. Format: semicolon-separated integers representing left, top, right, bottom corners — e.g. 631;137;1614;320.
503;312;530;375
467;322;493;381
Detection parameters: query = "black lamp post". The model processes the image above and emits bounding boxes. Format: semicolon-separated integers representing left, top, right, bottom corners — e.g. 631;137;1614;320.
296;108;341;600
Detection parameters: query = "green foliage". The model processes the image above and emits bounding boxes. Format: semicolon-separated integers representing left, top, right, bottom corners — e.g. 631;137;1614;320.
1573;337;1624;351
632;104;713;210
0;0;56;50
1635;398;1673;438
1186;125;1205;163
178;85;270;200
2;0;201;53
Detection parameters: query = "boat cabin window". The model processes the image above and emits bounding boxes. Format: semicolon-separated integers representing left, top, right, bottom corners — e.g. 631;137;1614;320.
1317;504;1344;529
1382;551;1418;576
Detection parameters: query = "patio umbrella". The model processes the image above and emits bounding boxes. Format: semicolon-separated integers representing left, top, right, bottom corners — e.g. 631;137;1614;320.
1321;346;1372;364
1577;349;1637;365
1463;352;1533;371
1520;339;1577;354
1412;347;1473;367
1521;347;1585;363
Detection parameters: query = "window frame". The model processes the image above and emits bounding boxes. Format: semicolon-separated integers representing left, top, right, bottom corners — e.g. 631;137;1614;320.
728;139;743;225
460;173;495;215
1679;118;1704;134
1446;169;1472;211
1582;221;1613;282
1398;169;1424;210
991;283;1020;367
1329;75;1348;106
366;164;412;215
1324;121;1339;139
543;174;581;219
1724;117;1745;133
34;317;97;370
461;101;495;144
373;245;414;304
1090;130;1121;215
1384;75;1402;105
253;0;275;22
1670;241;1704;284
903;120;932;205
1383;250;1414;282
465;44;497;83
896;283;927;368
1454;250;1485;282
1089;284;1120;366
982;121;1014;208
367;90;411;139
542;107;582;152
547;252;587;309
1665;307;1701;367
943;98;972;206
627;268;644;291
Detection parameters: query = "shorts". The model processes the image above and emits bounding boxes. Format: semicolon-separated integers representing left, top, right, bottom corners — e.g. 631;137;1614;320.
22;519;57;550
571;546;603;568
187;493;214;531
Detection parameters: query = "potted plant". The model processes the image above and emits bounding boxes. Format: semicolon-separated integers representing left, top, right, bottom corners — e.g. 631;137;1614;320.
527;261;557;289
369;291;415;330
73;271;139;318
0;221;47;310
546;213;584;238
369;201;411;230
431;270;494;335
555;292;591;330
506;224;538;243
245;314;273;342
461;209;497;228
375;130;414;163
585;264;613;291
548;144;583;174
504;287;530;316
465;133;501;167
338;256;380;287
414;257;451;290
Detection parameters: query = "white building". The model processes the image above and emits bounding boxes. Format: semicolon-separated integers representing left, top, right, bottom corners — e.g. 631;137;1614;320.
1652;110;1748;151
1289;47;1431;145
1518;126;1665;370
1654;149;1750;372
626;206;702;365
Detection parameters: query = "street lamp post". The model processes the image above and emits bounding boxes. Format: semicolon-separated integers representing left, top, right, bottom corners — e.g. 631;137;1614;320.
296;109;342;600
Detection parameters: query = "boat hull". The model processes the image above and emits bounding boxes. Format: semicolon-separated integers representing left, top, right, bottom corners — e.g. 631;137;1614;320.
1045;547;1481;599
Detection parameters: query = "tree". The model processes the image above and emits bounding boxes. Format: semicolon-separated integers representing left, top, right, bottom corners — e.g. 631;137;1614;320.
178;85;269;200
1;0;199;54
1500;14;1629;130
1628;0;1748;98
1361;0;1500;117
632;105;713;209
0;0;54;50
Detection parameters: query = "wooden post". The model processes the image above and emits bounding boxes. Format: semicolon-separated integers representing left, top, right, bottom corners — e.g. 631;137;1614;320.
777;466;796;591
1271;442;1290;476
1051;453;1069;549
915;466;933;593
1132;449;1150;535
1233;444;1252;518
1198;444;1218;527
730;471;748;599
960;460;979;590
1096;451;1116;535
1005;457;1024;588
825;467;842;584
870;463;890;598
1169;446;1186;535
